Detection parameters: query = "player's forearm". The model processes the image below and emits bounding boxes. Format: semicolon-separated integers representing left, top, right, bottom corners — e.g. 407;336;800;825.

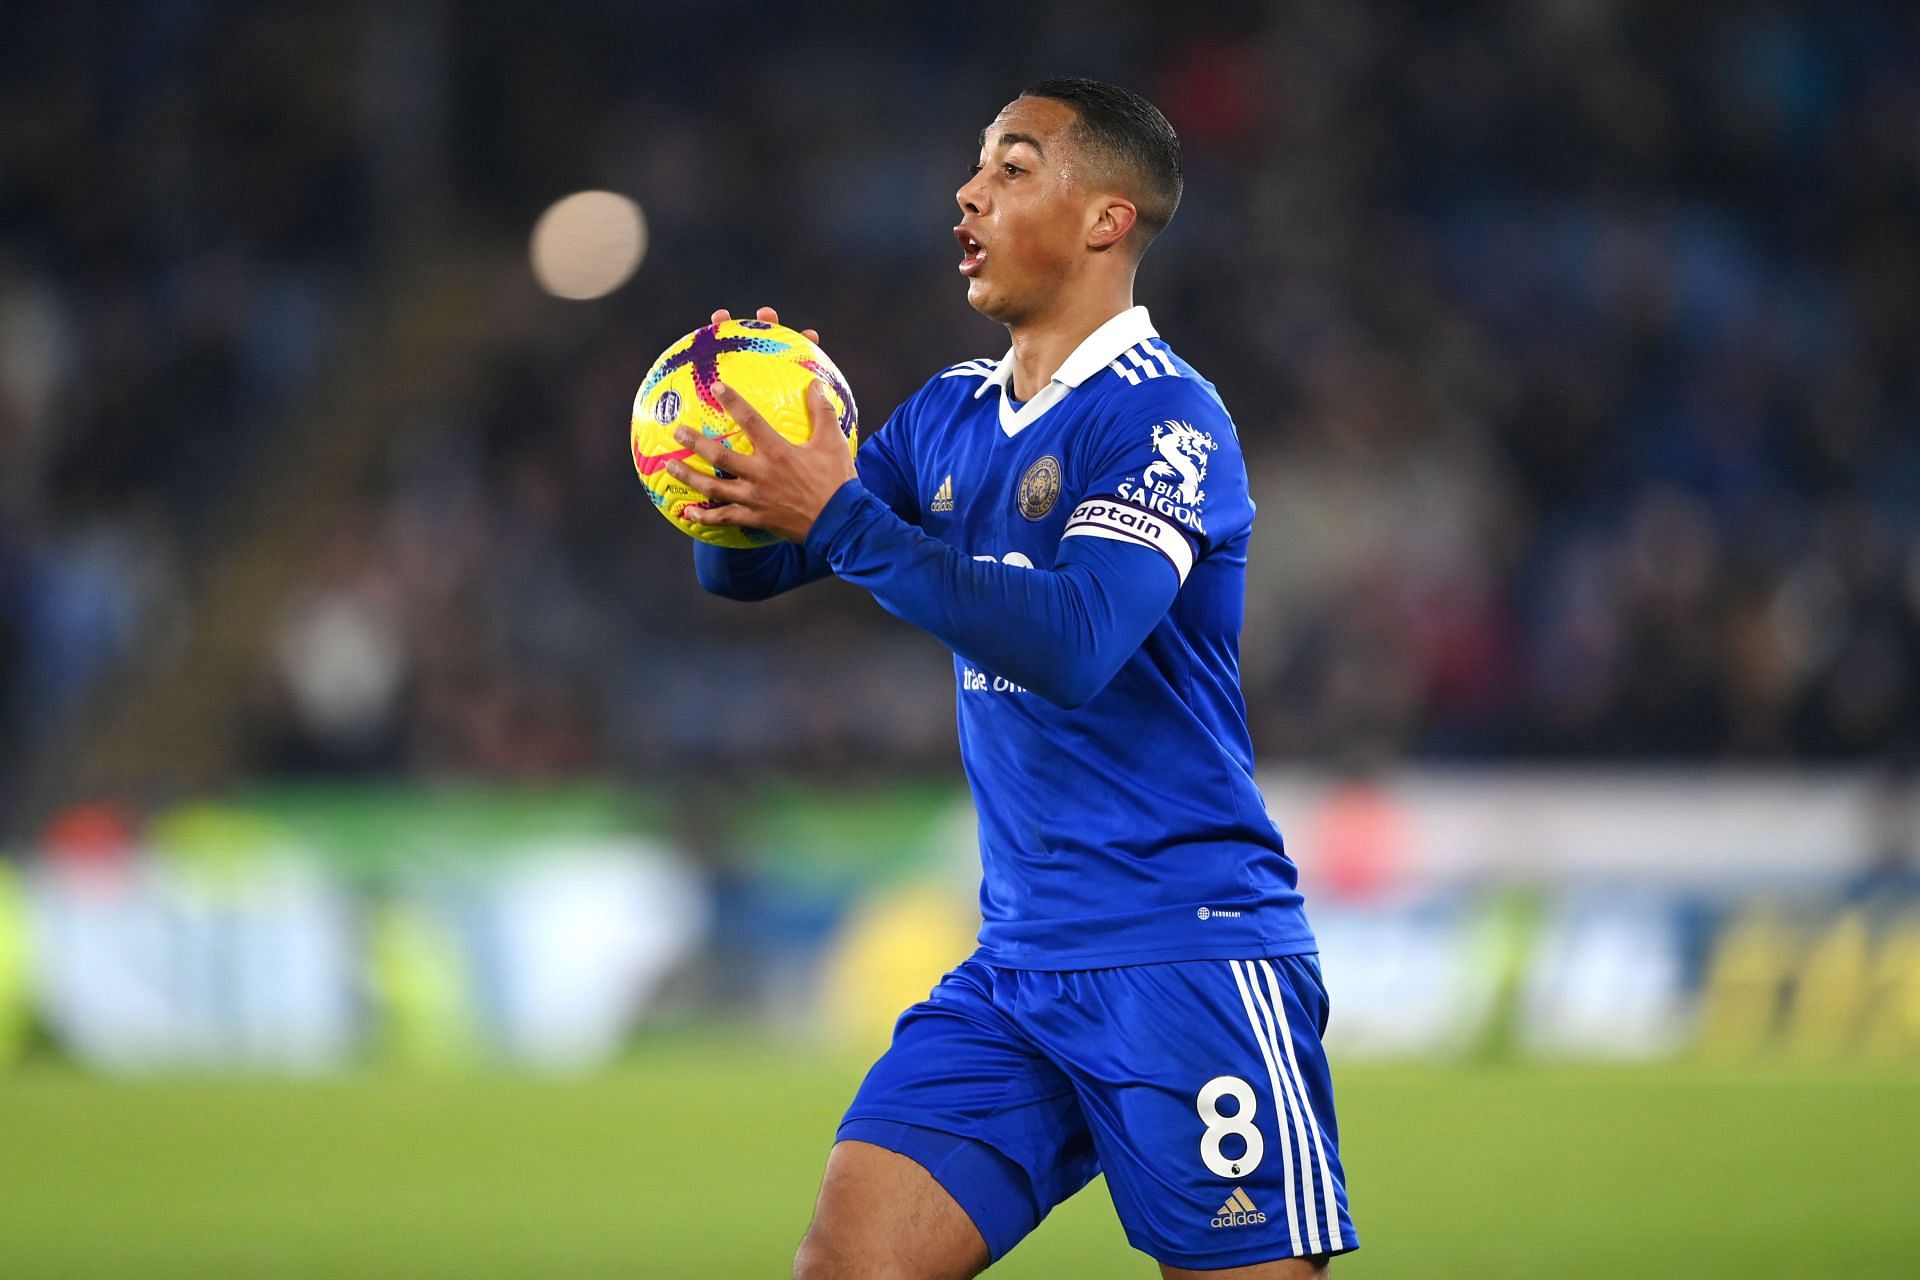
804;482;1171;708
691;541;829;601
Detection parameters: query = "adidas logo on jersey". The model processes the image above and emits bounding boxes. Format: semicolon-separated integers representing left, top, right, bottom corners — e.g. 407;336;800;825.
931;475;955;513
1211;1187;1267;1229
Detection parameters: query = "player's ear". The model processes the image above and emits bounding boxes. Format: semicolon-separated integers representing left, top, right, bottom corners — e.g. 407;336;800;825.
1087;197;1137;253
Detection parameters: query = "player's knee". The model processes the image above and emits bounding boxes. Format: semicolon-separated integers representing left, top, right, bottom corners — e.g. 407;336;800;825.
794;1229;963;1280
791;1231;839;1280
792;1229;876;1280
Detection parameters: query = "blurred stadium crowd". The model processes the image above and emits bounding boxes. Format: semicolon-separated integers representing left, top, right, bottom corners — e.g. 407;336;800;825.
3;2;1918;818
0;7;369;796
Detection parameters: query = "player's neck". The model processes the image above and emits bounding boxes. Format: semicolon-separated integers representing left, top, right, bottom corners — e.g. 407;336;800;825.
1003;283;1135;402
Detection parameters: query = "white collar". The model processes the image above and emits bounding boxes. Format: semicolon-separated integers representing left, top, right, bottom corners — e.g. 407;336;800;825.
973;305;1158;436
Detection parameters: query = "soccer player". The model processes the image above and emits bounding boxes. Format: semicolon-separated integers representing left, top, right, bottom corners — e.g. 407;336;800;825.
668;78;1357;1279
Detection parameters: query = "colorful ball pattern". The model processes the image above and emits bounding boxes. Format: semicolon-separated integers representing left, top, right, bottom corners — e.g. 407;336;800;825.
630;319;859;547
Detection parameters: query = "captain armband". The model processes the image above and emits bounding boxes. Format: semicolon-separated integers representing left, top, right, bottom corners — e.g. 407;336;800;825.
1059;498;1194;584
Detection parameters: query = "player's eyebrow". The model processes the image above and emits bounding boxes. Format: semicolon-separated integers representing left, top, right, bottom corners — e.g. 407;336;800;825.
978;128;1046;159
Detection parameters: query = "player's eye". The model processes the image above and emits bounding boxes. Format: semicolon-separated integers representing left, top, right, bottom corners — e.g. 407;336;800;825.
1002;163;1022;178
967;162;983;177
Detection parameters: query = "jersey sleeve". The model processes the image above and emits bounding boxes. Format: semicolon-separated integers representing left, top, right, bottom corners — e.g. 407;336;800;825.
803;481;1176;709
852;396;919;523
1060;380;1250;587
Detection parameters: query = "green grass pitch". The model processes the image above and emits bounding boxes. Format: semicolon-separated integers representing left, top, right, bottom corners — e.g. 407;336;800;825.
3;1038;1916;1277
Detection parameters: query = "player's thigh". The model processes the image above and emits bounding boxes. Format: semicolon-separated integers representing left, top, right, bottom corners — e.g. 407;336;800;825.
794;1139;989;1280
1034;955;1358;1272
811;960;1099;1271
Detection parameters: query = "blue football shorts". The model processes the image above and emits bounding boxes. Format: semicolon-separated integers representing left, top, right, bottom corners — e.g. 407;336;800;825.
837;952;1359;1270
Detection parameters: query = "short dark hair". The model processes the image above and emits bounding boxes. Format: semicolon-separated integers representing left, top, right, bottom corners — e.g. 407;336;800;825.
1019;77;1183;253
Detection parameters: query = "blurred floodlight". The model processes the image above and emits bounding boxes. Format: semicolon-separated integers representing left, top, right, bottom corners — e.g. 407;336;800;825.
529;190;647;300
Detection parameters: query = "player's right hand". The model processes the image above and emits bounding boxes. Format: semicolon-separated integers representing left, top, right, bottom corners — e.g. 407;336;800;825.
665;379;854;543
709;305;820;345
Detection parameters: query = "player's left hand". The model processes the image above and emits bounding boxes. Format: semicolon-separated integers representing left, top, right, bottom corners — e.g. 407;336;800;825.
664;380;855;543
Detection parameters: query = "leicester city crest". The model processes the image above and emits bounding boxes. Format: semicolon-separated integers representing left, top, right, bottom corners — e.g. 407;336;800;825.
1017;455;1062;520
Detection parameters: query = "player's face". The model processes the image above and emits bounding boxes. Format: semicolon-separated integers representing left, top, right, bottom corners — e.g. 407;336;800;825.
954;96;1094;325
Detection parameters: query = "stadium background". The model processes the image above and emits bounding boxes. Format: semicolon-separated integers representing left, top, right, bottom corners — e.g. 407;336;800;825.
2;1;1917;1276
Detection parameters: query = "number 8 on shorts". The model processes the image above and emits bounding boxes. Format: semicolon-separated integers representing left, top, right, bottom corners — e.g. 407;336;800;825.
1196;1076;1264;1178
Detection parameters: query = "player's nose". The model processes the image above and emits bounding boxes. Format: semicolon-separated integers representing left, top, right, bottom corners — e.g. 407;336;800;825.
956;174;987;216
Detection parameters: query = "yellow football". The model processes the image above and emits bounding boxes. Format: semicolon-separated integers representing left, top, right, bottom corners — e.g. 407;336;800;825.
630;319;858;547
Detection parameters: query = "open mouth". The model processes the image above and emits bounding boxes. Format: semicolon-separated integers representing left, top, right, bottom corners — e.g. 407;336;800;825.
954;225;987;276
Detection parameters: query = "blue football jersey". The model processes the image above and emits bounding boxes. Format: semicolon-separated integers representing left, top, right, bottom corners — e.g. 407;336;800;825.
854;307;1316;969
